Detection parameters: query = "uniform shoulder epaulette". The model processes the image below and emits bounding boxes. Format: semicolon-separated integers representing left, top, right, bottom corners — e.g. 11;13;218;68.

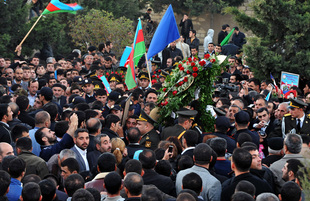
284;113;291;117
307;114;310;118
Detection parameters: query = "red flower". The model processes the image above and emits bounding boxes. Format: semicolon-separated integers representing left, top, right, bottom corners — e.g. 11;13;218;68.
193;73;198;78
158;69;161;72
172;91;178;96
191;62;195;67
184;77;188;82
163;88;167;92
182;60;186;63
175;84;179;87
199;60;206;66
204;54;210;59
152;80;157;84
152;75;155;78
188;57;192;62
193;57;197;61
193;67;198;71
179;81;184;86
186;70;191;74
157;75;160;78
122;75;124;78
178;64;183;68
164;101;168;105
115;72;118;74
210;59;216;63
180;67;184;71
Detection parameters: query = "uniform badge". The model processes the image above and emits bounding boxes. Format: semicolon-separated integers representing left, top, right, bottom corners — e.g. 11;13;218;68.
146;136;150;140
145;141;151;147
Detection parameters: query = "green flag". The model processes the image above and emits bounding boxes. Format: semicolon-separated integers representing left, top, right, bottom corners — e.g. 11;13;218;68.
220;28;235;46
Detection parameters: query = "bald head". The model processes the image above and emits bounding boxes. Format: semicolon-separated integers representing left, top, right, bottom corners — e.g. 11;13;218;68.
86;118;102;135
8;102;19;118
35;111;51;127
0;143;14;163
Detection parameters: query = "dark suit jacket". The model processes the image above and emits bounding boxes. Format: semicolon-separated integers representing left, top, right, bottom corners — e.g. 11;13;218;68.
88;149;101;171
71;145;89;172
126;144;145;159
221;173;273;201
18;111;35;128
102;128;119;140
0;122;11;144
143;169;176;197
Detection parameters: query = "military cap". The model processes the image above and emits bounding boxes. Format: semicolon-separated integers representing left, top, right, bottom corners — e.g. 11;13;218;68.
108;91;121;102
267;137;284;150
73;76;83;84
136;109;157;124
235;110;250;124
151;58;161;64
69;96;86;108
110;105;122;111
176;109;198;120
288;98;308;109
108;73;122;83
215;116;230;130
82;78;93;86
214;107;226;116
138;72;150;80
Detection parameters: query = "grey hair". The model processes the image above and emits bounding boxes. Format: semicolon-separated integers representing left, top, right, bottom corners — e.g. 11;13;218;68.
59;149;76;160
94;134;109;146
256;193;279;201
278;102;289;112
284;133;302;154
268;148;282;155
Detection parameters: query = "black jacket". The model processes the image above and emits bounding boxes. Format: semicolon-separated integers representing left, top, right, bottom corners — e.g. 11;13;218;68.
221;172;273;201
0;122;11;144
143;169;176;197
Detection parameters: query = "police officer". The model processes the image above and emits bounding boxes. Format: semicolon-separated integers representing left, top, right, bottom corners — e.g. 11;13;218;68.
161;109;198;140
282;98;310;136
136;110;160;150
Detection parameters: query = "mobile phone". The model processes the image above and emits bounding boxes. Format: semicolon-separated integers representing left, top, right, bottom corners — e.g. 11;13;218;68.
168;145;173;153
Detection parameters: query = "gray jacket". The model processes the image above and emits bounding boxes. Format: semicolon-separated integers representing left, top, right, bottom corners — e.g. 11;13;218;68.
176;165;221;201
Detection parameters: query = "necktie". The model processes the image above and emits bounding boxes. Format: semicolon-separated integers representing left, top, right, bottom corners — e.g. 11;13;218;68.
296;119;301;133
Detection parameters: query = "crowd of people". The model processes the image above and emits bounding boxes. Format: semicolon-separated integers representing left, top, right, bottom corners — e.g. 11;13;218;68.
0;11;309;201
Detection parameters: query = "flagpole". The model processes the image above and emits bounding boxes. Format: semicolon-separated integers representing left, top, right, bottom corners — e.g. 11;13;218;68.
15;14;43;52
144;53;152;83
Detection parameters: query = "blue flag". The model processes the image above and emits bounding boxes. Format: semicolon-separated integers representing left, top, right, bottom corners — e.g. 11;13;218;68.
147;5;180;60
120;46;132;67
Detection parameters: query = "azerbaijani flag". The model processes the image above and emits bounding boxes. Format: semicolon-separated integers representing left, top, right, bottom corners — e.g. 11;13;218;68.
133;19;146;66
125;19;146;90
42;0;83;15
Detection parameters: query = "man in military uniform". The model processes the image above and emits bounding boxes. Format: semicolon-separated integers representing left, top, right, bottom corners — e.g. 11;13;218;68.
282;98;310;136
161;109;198;140
108;73;122;91
136;110;160;150
138;72;150;92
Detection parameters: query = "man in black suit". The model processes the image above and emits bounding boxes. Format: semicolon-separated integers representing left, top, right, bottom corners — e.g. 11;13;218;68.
0;104;13;144
221;148;273;201
87;134;111;171
52;83;67;108
126;127;145;159
254;107;275;155
181;130;199;159
139;149;176;197
124;172;143;201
